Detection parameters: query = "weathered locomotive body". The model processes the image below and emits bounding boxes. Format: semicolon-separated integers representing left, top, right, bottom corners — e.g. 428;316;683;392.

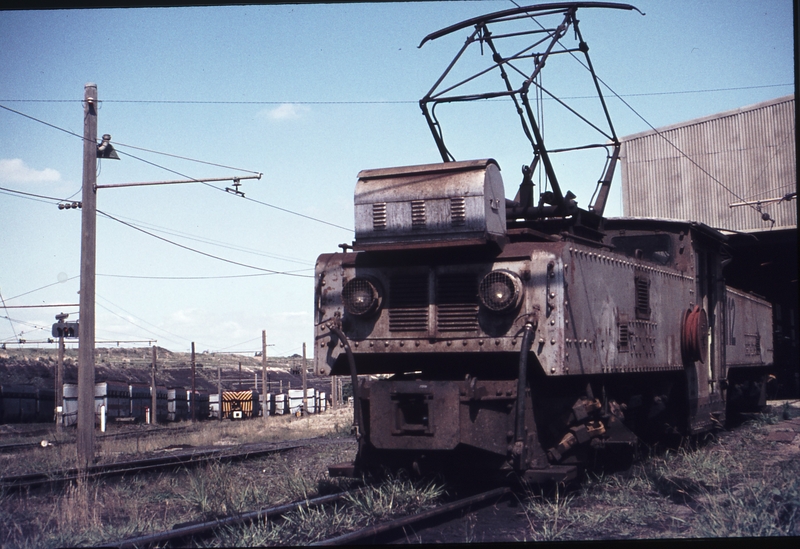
314;159;772;481
313;3;773;481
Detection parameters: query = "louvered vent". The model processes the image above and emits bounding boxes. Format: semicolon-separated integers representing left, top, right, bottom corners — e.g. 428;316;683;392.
618;323;630;352
372;202;387;230
388;274;429;332
634;274;651;319
436;274;479;332
411;200;426;229
450;196;466;226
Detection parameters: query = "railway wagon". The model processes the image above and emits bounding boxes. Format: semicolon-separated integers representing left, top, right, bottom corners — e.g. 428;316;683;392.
313;3;774;482
274;393;286;415
129;383;150;422
62;382;78;426
37;388;55;423
95;380;132;420
288;388;317;415
168;387;188;421
155;385;168;423
0;385;37;423
188;390;210;420
221;390;259;420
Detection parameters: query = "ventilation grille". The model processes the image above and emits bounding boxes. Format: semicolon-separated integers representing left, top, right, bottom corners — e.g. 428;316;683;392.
450;196;466;226
436;274;479;332
411;200;426;229
618;323;629;352
372;202;387;230
635;274;651;319
388;274;428;332
388;272;479;333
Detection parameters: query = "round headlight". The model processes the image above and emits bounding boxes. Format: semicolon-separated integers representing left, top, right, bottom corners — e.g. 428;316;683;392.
342;277;382;317
479;271;523;312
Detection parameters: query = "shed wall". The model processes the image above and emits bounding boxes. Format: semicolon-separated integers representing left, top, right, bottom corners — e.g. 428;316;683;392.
620;96;796;231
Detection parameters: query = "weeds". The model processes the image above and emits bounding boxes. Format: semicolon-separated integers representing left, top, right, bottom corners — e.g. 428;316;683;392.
520;411;799;540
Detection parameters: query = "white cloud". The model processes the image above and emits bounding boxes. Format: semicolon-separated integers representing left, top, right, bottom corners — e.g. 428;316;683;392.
0;158;60;183
260;103;310;121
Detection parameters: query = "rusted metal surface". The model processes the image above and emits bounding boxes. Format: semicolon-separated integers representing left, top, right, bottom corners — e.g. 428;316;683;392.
314;2;775;482
354;159;506;251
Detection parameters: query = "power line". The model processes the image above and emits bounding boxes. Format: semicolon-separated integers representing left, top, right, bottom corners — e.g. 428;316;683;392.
99;212;314;266
97;209;314;278
0;84;792;104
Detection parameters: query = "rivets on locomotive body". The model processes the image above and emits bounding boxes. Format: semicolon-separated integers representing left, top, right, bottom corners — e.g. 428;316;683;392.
446;340;452;346
496;339;501;346
479;339;484;346
415;340;420;347
369;341;374;347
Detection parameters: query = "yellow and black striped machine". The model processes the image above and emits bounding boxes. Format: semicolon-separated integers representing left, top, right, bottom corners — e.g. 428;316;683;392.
221;390;259;420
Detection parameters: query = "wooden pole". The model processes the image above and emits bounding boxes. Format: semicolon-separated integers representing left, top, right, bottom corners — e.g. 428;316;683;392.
191;342;196;422
56;334;64;432
217;364;222;422
150;346;157;425
77;83;98;468
302;342;307;414
262;330;267;421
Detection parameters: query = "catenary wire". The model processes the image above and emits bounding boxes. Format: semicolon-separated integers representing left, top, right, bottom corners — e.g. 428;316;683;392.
97;209;314;278
0;84;791;104
0;104;351;232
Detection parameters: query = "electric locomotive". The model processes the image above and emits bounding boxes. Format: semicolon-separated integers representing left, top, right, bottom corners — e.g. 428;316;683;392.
313;3;773;482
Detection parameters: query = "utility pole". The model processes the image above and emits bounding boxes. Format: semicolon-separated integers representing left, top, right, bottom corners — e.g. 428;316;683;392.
56;314;65;433
302;342;307;415
77;83;98;468
150;346;157;425
262;330;267;421
191;342;196;422
217;364;222;422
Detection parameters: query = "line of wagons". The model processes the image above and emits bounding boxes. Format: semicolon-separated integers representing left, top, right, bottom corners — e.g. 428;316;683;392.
0;382;327;425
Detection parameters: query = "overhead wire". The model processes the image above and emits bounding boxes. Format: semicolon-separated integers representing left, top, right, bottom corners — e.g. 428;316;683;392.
507;1;765;216
97;209;314;278
0;84;792;105
0;103;353;232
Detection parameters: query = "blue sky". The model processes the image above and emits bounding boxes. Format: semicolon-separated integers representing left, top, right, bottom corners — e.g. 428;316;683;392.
0;1;794;356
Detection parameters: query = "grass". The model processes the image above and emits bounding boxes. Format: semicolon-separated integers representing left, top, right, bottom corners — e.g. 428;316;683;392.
520;408;800;540
213;474;446;546
0;408;358;548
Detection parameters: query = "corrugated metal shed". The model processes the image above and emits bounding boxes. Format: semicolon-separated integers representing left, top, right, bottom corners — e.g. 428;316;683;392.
619;95;796;232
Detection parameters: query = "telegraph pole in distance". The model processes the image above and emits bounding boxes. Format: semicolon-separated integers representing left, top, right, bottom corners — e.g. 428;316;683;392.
262;330;267;421
151;346;157;425
302;342;307;415
191;342;197;422
77;83;98;468
55;313;66;433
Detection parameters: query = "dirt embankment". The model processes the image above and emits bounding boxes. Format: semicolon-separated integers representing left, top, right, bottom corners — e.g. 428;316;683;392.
0;347;333;395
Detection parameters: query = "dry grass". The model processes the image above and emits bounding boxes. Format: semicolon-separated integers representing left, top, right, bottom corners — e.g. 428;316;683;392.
520;408;800;541
0;407;358;548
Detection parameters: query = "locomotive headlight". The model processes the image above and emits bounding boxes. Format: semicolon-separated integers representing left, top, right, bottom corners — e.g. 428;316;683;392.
479;270;524;312
342;277;382;317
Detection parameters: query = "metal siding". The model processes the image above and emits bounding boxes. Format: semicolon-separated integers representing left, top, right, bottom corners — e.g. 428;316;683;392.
620;96;796;231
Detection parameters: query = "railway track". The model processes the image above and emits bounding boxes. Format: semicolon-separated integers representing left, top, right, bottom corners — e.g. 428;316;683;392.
103;485;512;548
0;426;171;453
0;439;305;492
